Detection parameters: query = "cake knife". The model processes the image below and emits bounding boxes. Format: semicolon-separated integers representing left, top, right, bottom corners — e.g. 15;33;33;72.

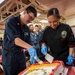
34;57;43;64
45;53;54;63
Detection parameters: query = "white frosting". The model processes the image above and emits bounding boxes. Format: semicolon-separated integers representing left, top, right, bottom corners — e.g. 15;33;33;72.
22;66;56;75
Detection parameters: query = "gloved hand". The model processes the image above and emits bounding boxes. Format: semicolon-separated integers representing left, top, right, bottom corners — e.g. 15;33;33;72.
28;47;38;64
66;55;73;65
30;57;36;64
41;46;47;55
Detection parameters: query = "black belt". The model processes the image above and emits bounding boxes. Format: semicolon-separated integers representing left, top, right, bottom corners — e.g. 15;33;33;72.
4;48;23;54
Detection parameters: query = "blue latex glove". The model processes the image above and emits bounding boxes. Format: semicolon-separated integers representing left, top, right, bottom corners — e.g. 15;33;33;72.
66;55;73;65
30;57;36;64
28;47;38;64
41;46;47;55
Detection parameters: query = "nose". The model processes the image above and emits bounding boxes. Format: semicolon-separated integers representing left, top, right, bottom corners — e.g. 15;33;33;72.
29;19;32;23
29;19;34;23
28;20;32;23
51;22;55;26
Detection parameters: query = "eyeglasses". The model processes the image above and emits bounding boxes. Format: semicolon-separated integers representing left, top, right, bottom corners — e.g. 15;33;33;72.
27;13;34;21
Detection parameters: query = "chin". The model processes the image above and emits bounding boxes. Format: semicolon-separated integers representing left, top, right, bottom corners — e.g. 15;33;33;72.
52;27;56;29
25;22;28;25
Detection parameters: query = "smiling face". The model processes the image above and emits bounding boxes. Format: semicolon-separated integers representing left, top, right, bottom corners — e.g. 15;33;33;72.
47;15;60;29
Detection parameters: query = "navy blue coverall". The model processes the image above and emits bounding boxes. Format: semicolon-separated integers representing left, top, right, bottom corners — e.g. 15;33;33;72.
30;32;41;57
2;15;30;75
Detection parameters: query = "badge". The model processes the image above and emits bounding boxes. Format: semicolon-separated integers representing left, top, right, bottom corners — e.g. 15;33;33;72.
24;32;28;36
61;30;67;38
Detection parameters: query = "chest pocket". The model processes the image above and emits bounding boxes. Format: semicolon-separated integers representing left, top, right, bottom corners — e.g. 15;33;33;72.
22;28;30;42
30;33;38;44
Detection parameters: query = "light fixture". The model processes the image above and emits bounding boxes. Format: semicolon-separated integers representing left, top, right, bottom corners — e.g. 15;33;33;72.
0;0;4;4
37;13;40;17
40;19;48;23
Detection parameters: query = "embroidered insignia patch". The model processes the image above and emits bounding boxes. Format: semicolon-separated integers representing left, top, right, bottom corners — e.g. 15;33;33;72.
61;30;67;38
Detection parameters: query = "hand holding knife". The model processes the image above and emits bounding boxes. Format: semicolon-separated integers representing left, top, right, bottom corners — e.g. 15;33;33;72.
41;45;54;63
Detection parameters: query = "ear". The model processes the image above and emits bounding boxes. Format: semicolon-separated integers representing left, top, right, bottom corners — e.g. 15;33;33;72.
23;10;27;15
